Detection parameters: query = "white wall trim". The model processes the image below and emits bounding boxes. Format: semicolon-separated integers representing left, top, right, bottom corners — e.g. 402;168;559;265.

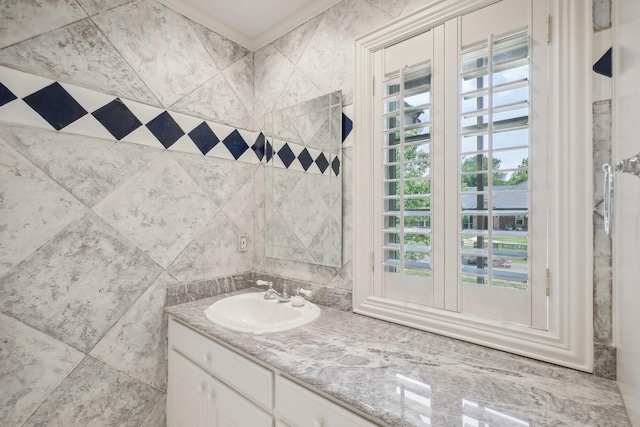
353;0;593;371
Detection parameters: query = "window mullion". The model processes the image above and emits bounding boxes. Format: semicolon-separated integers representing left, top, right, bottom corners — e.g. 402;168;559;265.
487;33;494;285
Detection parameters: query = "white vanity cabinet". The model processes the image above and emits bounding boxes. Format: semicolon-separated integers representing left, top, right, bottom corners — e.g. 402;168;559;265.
167;317;380;427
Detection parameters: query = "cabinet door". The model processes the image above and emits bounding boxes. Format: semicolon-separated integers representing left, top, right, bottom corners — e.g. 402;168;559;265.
210;376;273;427
168;349;273;427
167;350;209;427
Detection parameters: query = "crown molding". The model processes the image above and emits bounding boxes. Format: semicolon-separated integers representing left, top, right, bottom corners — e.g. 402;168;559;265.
158;0;341;51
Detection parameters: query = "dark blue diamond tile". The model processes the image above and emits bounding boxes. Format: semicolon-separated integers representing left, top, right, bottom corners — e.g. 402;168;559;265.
315;152;329;174
332;156;341;176
0;83;17;107
265;140;274;163
252;132;265;161
188;122;219;155
146;111;184;149
23;82;87;130
298;148;314;171
92;98;142;140
278;143;296;168
222;129;249;160
342;113;353;142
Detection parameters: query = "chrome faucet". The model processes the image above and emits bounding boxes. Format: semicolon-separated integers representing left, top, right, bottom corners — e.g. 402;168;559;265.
256;280;290;302
615;151;640;178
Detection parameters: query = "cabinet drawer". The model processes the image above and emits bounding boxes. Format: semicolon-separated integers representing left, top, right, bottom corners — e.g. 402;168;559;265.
169;318;274;410
276;376;378;427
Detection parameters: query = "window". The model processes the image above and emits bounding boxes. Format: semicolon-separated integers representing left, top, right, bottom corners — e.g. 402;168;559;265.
353;0;593;371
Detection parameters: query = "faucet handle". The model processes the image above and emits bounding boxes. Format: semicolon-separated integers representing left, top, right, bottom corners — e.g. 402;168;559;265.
297;288;312;298
256;280;273;289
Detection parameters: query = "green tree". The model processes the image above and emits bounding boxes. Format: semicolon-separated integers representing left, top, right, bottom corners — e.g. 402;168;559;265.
507;157;528;185
461;155;506;189
388;142;431;264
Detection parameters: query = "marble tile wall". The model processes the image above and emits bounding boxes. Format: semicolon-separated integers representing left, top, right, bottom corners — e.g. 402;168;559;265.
0;0;260;425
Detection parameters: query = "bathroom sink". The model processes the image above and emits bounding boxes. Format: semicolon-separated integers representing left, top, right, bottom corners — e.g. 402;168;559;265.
204;293;320;335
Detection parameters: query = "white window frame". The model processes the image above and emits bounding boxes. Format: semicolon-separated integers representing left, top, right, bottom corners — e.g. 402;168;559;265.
353;0;593;371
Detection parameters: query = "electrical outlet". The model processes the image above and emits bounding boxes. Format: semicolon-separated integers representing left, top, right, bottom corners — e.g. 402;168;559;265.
238;234;249;252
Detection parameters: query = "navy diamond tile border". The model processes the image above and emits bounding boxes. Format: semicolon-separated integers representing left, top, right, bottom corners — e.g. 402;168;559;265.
298;148;314;171
332;156;341;176
146;111;184;149
0;67;354;170
252;132;265;161
342;113;353;142
92;98;142;140
189;122;219;155
0;82;17;107
223;130;249;160
278;143;296;168
265;140;274;163
316;153;329;174
23;82;87;130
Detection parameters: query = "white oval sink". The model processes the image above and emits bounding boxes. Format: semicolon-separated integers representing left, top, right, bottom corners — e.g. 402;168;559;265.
204;293;320;335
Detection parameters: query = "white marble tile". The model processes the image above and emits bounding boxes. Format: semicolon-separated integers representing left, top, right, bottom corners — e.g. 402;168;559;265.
223;53;255;125
593;212;613;343
593;0;612;31
0;213;162;352
273;68;324;113
168;211;254;283
76;0;134;16
296;0;392;106
341;148;353;265
365;0;410;18
90;272;177;391
1;124;163;207
141;394;167;427
93;154;217;268
0;313;84;427
23;356;163;427
593;342;616;380
253;44;296;129
253;165;266;266
171;73;259;131
0;19;160;107
279;172;332;248
326;260;353;290
189;19;251;71
0;0;87;49
171;152;258;209
221;167;258;232
0;137;86;278
273;15;323;65
92;0;218;108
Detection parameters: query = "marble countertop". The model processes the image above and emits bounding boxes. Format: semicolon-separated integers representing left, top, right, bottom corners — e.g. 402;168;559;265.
166;289;630;427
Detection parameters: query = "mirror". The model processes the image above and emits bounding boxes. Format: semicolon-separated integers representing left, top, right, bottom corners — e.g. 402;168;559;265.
264;91;342;267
